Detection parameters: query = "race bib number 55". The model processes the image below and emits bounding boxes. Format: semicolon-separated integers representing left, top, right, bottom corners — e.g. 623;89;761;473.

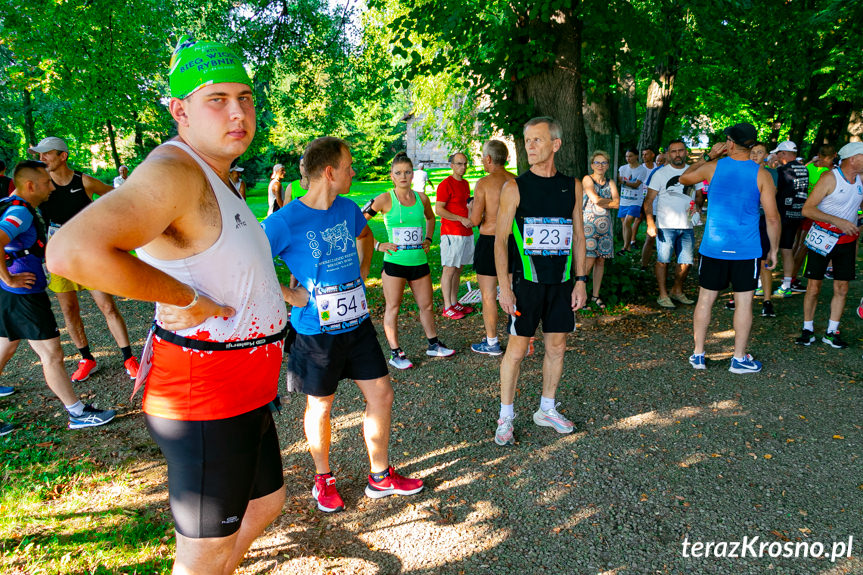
523;217;573;256
315;278;369;332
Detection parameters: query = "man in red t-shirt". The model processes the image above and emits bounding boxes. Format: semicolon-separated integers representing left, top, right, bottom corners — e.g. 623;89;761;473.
435;152;475;319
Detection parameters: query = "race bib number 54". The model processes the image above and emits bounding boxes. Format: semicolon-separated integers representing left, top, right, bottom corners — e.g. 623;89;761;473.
315;278;369;332
523;217;573;256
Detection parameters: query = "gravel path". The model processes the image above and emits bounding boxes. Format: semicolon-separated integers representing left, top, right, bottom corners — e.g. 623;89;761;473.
3;276;862;574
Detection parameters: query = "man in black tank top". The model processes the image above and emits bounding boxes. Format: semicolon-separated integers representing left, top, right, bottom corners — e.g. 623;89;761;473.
492;117;588;446
28;137;139;382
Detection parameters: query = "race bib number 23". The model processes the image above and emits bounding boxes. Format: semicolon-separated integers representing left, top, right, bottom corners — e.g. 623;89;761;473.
523;217;573;256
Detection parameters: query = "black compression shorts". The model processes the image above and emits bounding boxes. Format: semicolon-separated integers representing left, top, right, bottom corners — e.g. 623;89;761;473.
145;404;284;539
0;290;60;341
383;261;430;282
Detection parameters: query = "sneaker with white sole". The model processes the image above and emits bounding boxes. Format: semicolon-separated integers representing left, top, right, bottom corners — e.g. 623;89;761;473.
68;404;116;429
426;342;455;357
0;421;13;436
533;404;574;434
822;331;848;349
471;338;503;356
760;300;775;318
388;351;413;370
312;474;344;513
124;357;140;380
670;292;694;305
365;466;424;499
494;414;516;446
0;385;14;397
772;286;793;298
71;359;98;382
728;354;762;374
688;353;706;370
795;329;815;346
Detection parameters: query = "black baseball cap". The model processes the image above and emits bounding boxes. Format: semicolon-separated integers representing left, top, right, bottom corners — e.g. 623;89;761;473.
723;123;758;149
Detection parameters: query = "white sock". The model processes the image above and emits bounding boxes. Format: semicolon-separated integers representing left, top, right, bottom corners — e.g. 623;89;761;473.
540;396;555;412
499;403;514;420
803;321;814;331
783;277;791;289
65;401;84;417
827;320;840;333
487;336;498;346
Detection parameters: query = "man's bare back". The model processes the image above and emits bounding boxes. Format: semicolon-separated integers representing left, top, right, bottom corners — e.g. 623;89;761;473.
472;167;515;235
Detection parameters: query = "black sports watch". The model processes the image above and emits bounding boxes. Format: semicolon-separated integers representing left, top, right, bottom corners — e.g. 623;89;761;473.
574;275;589;283
703;152;712;161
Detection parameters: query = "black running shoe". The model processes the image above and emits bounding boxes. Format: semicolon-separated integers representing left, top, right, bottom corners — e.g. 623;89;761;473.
761;300;775;318
822;331;848;349
795;329;815;346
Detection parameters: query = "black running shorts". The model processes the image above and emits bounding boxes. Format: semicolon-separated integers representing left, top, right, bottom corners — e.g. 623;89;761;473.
779;217;802;250
383;261;430;282
698;255;759;292
0;289;60;341
145;404;284;539
803;241;856;281
508;277;575;337
287;318;388;397
474;234;515;276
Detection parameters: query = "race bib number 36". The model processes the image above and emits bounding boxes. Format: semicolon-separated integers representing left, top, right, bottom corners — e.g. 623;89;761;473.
392;226;423;249
804;224;840;256
315;278;369;332
523;217;573;256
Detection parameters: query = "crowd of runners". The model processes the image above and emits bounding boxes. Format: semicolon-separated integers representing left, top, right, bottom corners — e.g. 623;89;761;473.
0;36;861;574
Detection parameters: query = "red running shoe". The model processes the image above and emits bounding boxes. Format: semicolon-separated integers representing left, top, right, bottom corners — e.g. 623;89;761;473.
124;357;140;380
453;303;474;314
441;306;466;320
365;466;424;499
71;359;98;382
312;475;345;513
857;298;863;320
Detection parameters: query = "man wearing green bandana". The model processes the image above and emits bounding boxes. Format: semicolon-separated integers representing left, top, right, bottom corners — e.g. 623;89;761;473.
48;37;287;574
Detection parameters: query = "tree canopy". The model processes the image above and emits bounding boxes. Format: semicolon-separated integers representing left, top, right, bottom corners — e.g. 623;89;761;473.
1;0;859;180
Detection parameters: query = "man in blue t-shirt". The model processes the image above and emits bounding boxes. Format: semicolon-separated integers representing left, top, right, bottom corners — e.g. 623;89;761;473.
262;137;423;514
0;161;115;433
679;123;780;375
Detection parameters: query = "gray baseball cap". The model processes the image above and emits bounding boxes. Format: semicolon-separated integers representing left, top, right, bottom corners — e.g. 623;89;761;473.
838;142;863;160
29;137;69;154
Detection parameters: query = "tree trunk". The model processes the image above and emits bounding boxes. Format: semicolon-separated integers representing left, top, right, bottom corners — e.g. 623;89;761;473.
511;11;587;178
847;109;863;142
583;90;615;159
131;111;144;157
812;100;853;154
767;118;782;147
614;68;637;147
637;57;676;152
105;119;121;169
22;89;36;146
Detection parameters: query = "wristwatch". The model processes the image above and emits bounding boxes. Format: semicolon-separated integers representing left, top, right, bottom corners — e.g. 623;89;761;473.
703;152;712;161
574;275;589;283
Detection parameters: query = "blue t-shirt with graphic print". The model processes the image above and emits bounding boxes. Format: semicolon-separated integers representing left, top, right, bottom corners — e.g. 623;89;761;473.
0;197;46;294
263;196;370;336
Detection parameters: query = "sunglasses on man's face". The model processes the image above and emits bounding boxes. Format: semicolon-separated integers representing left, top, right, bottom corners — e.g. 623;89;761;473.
592;161;609;166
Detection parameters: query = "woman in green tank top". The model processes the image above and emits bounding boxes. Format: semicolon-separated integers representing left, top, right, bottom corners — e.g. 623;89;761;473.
363;153;456;369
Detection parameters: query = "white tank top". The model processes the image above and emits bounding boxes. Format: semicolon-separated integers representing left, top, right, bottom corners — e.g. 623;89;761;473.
137;140;287;341
819;167;863;225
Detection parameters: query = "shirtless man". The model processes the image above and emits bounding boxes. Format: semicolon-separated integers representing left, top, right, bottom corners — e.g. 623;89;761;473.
470;140;515;355
267;164;285;215
30;136;139;382
47;36;287;574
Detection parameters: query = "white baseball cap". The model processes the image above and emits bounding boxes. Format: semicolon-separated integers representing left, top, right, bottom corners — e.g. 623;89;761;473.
28;136;69;154
769;141;797;154
838;142;863;160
